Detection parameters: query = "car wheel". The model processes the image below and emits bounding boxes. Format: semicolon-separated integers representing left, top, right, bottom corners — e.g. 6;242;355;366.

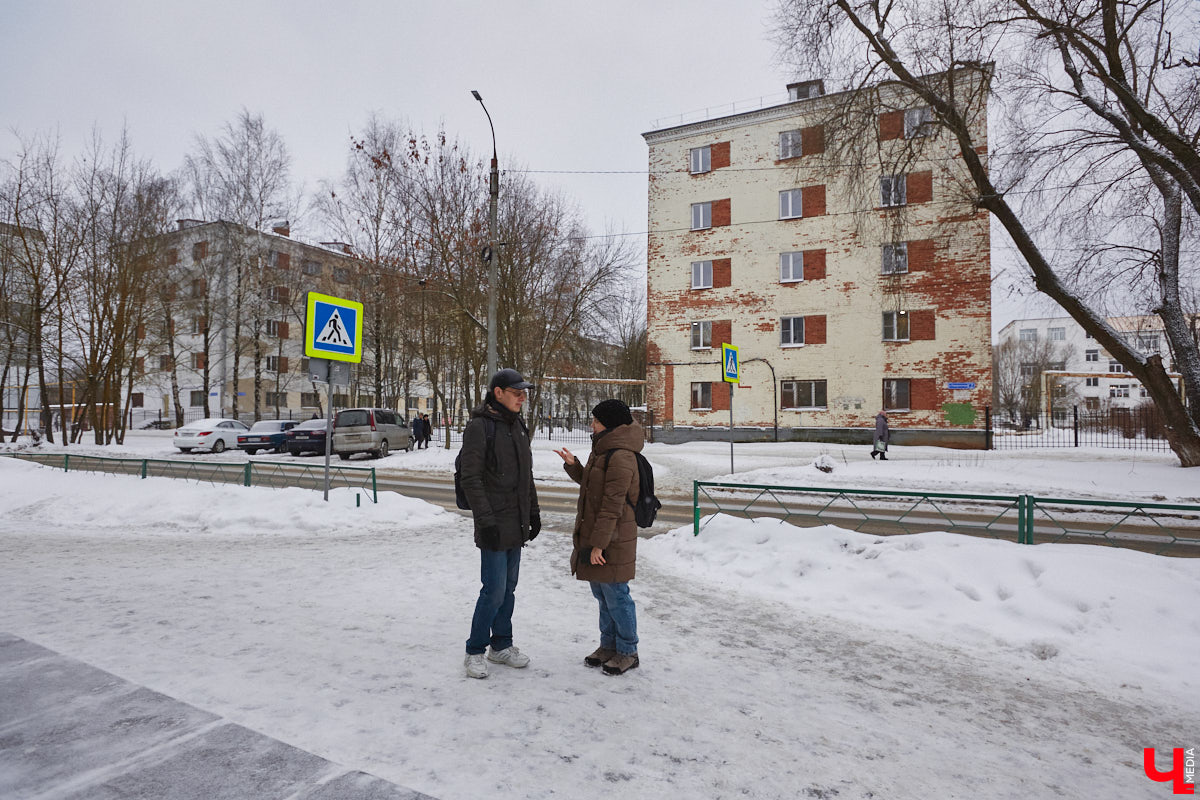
338;452;351;461
245;448;258;456
378;439;389;458
179;448;192;453
212;439;226;454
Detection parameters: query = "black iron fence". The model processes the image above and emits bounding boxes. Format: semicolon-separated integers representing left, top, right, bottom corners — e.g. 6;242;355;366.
988;404;1171;451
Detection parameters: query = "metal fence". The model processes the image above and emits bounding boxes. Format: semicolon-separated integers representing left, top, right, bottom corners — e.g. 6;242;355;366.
988;404;1172;451
693;480;1200;557
3;452;379;503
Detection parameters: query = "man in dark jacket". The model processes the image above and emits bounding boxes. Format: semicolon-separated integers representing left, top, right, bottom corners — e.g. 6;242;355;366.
460;368;541;679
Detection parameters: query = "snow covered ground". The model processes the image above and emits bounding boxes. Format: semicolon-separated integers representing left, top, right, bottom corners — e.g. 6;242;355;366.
1;454;1196;799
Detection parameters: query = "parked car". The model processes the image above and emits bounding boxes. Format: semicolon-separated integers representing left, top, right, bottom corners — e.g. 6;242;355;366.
174;418;250;454
332;408;411;459
285;418;329;456
237;419;299;455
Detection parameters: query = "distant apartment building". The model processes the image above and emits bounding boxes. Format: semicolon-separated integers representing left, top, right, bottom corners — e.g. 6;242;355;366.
995;315;1178;412
643;75;992;443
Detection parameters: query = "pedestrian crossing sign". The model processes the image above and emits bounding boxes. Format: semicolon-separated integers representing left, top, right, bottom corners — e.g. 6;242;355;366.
305;292;363;363
721;343;739;383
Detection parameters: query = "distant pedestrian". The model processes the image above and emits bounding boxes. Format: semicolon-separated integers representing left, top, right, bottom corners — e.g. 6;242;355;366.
459;368;541;679
411;414;423;448
871;410;890;460
553;398;643;676
421;413;432;449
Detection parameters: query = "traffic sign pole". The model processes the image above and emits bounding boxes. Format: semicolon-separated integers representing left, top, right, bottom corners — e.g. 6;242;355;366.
721;343;740;475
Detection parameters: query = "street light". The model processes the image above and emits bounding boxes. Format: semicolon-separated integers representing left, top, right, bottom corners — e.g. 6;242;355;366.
471;89;500;378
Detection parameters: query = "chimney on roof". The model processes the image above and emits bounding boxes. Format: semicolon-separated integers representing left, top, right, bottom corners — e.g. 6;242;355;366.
321;241;354;255
271;220;290;237
176;219;205;231
787;80;825;101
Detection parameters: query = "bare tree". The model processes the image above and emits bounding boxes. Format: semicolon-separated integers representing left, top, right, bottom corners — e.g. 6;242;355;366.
773;0;1200;465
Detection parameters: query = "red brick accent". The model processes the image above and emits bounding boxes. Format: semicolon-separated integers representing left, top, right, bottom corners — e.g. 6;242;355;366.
712;382;732;412
907;239;936;271
975;144;988;155
663;364;674;423
907;171;933;204
276;252;291;270
879;111;904;141
911;378;938;410
711;141;730;169
274;286;290;304
136;324;145;340
192;241;208;260
712;319;732;347
802;249;826;281
801;185;826;217
909;309;936;340
166;249;178;266
712;198;731;227
278;356;289;373
278;321;290;339
805;315;827;345
801;125;825;155
712;258;732;288
194;352;207;370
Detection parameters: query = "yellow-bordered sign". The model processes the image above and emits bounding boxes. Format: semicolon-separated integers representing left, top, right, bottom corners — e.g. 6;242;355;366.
721;343;739;383
305;292;363;363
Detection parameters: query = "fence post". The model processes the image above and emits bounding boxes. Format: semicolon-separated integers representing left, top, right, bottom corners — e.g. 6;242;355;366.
63;454;70;473
141;459;148;479
244;462;252;488
1018;495;1033;544
1073;405;1079;448
371;468;378;503
984;406;992;450
693;481;700;537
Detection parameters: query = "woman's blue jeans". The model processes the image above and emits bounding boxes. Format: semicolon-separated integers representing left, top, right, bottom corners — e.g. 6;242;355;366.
466;547;521;655
590;581;638;655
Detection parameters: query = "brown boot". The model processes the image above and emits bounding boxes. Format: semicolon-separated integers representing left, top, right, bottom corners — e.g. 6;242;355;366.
584;646;617;668
602;652;639;675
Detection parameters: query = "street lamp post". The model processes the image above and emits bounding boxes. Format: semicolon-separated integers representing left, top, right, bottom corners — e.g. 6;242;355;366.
471;90;500;378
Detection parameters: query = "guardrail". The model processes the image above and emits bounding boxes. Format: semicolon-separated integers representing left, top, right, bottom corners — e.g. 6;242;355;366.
3;452;378;503
693;481;1200;557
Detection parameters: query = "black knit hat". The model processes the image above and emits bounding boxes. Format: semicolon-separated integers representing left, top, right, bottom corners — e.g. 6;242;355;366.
591;399;633;430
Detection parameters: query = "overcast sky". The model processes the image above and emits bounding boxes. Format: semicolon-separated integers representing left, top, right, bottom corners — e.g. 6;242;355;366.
1;0;1053;333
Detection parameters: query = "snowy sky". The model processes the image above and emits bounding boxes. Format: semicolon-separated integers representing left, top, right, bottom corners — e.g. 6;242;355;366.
0;0;1056;333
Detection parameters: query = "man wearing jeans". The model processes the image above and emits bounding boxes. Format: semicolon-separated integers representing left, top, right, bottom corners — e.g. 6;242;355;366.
459;368;541;678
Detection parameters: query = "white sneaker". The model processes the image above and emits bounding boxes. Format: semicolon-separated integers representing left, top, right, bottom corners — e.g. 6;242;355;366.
464;653;488;679
486;646;530;668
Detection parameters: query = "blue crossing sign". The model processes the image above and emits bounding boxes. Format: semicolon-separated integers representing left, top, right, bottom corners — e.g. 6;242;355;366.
305;292;363;363
721;343;740;384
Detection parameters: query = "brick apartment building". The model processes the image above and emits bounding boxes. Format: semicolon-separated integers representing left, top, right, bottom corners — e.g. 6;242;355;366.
643;75;992;444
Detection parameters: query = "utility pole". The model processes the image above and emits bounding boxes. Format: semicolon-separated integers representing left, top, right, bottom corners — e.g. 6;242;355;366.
472;90;499;378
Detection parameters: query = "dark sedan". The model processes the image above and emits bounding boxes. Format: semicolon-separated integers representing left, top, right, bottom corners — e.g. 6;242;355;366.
285;418;329;456
237;419;298;455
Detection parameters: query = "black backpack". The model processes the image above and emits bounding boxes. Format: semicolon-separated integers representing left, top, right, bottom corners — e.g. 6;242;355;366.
454;415;528;510
605;449;662;528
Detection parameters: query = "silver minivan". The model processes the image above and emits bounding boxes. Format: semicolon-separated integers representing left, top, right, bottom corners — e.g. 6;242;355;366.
332;408;412;459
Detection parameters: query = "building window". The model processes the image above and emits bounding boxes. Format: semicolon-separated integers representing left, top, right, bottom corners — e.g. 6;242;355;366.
691;382;712;410
1140;386;1150;398
691;202;712;230
333;393;350;408
1085;377;1099;387
301;392;319;407
300;357;310;374
779;252;804;283
883;311;910;341
782;379;826;409
1048;327;1066;341
302;259;321;276
1109;359;1125;373
266;319;288;338
881;175;906;207
691;260;713;289
266;356;282;372
1019;328;1038;342
1020;363;1037;380
189;390;206;407
191;352;206;370
406;396;420;411
689;146;711;174
158;355;172;371
881;243;908;275
333;267;350;283
779;189;804;220
883;379;911;411
130;392;144;408
190;278;206;298
1136;333;1160;351
1085;349;1099;362
781;316;805;346
191;317;204;335
779;129;803;159
1109;384;1130;398
691;321;712;350
191;241;208;261
265;391;287;406
904;107;933;138
266;286;288;303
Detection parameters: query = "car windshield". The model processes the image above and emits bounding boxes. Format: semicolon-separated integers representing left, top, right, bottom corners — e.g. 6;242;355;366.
296;419;327;430
184;419;225;430
336;410;370;427
249;421;285;432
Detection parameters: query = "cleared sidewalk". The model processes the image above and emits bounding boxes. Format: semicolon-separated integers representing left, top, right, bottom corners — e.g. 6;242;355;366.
0;633;434;800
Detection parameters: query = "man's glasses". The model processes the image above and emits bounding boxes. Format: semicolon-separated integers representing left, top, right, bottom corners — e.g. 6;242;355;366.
504;388;527;398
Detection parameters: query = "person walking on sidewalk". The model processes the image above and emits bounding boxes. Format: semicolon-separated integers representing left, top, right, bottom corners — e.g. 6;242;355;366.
553;399;642;676
459;368;541;679
871;410;890;460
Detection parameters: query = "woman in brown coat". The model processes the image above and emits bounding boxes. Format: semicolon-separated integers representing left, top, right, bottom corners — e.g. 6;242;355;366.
553;399;643;675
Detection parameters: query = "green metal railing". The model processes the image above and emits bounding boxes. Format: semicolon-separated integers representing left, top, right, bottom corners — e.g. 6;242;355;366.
693;481;1200;556
3;452;378;503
